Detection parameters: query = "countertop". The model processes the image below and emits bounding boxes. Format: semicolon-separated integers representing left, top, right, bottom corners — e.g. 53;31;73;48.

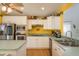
50;36;79;56
0;40;26;50
50;36;66;40
63;46;79;56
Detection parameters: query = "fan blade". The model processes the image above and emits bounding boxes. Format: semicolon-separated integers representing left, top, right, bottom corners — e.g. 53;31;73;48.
1;3;23;14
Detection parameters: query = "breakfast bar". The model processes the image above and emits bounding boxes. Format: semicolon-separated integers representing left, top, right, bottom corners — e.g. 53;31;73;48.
0;40;26;56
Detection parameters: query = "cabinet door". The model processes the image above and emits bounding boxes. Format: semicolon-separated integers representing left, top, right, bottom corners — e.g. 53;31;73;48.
37;37;49;48
55;45;64;56
28;19;45;29
52;40;64;56
44;19;53;29
53;49;59;56
28;24;32;29
27;37;49;48
54;17;60;29
27;37;38;48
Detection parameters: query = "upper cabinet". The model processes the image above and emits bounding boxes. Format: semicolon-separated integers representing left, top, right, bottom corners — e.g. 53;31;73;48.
2;16;27;25
27;16;47;19
54;16;60;30
28;16;61;30
44;16;61;30
28;19;45;29
44;16;53;29
28;19;44;25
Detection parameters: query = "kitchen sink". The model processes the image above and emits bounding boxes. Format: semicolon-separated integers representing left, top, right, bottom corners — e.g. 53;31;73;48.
55;39;79;47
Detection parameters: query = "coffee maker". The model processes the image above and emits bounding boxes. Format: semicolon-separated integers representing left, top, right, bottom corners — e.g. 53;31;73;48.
53;30;61;38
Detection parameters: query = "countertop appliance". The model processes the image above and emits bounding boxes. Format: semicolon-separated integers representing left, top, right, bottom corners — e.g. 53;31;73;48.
16;34;26;40
53;30;61;38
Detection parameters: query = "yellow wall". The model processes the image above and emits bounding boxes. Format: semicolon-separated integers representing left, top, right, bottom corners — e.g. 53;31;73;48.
58;3;73;13
28;26;53;36
0;16;2;24
60;14;64;35
59;3;73;35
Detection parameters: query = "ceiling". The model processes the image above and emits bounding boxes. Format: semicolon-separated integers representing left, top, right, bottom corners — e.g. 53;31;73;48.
0;3;65;16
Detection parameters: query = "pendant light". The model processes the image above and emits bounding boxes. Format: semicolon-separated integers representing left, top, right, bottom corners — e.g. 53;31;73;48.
1;6;7;12
1;6;12;13
7;7;12;13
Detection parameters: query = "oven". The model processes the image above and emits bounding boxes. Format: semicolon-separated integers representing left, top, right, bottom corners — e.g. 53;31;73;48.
16;35;26;40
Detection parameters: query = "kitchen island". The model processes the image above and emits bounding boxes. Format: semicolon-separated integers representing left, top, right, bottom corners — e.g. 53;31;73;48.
0;40;26;56
50;36;79;56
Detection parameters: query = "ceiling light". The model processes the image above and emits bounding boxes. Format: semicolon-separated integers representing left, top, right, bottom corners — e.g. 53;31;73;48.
7;7;12;13
20;7;24;10
2;6;7;11
41;7;45;11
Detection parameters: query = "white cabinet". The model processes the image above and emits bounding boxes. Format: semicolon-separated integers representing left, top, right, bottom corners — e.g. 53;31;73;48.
27;16;60;30
44;20;53;29
2;16;27;25
27;23;32;29
44;16;53;29
28;19;45;29
0;43;26;56
28;19;44;25
52;40;64;56
44;16;60;30
27;36;49;48
54;16;60;29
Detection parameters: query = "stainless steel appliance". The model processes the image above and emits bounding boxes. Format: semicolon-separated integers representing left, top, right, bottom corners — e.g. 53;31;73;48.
0;23;16;40
16;25;26;40
16;35;26;40
6;24;16;40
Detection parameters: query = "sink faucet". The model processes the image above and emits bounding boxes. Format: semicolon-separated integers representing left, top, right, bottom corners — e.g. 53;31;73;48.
66;31;72;38
65;31;73;46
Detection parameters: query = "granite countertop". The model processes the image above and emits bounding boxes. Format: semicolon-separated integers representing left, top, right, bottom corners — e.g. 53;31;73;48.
50;36;79;56
0;40;26;50
50;36;65;40
63;46;79;56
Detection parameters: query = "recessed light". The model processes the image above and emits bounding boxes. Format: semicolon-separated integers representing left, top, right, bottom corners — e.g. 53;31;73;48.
41;7;45;11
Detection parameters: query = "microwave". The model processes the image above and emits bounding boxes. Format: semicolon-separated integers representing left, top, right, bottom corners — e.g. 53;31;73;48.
16;25;25;31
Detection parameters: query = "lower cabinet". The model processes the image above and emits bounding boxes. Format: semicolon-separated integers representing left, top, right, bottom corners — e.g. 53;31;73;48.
0;43;26;56
52;40;64;56
27;36;49;49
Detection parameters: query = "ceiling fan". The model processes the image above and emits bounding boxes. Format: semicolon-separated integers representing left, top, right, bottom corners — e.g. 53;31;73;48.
1;3;24;14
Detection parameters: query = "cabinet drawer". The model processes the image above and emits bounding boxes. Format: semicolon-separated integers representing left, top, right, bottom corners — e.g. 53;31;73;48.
53;47;63;56
53;49;59;56
52;40;64;56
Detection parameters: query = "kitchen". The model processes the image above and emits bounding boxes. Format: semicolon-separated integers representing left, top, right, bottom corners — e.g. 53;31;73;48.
0;3;79;56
